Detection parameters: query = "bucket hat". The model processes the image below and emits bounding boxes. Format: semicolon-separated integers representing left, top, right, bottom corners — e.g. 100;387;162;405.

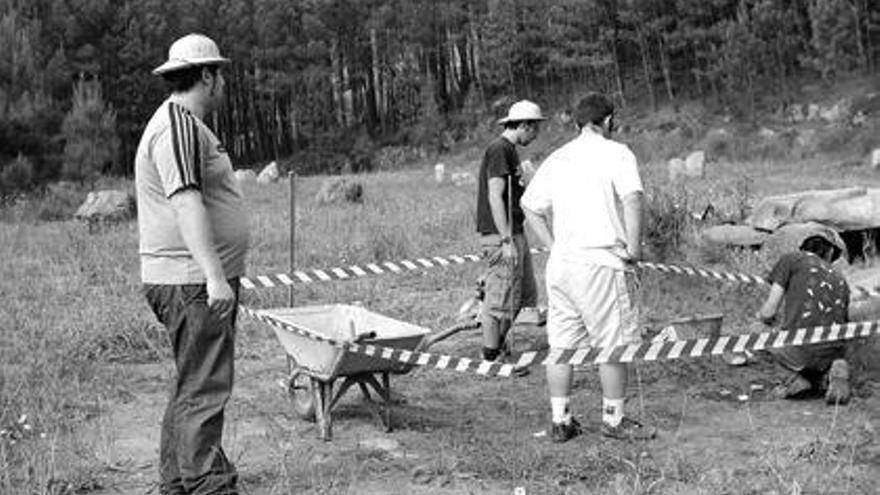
153;34;230;75
763;222;847;262
498;100;546;125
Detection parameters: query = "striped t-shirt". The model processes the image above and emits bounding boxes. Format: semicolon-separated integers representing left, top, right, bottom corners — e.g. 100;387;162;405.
135;99;249;284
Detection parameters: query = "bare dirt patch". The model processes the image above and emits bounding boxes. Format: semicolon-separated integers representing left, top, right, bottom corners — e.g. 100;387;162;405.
83;319;880;494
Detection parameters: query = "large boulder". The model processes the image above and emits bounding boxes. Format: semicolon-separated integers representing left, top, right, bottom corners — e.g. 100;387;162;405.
745;187;880;232
667;158;686;181
256;161;280;184
685;150;706;175
668;151;705;181
451;171;476;187
702;224;769;247
74;190;135;223
234;169;256;183
315;177;364;205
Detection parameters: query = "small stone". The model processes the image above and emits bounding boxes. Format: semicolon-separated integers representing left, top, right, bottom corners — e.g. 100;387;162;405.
870;149;880;169
434;163;446;183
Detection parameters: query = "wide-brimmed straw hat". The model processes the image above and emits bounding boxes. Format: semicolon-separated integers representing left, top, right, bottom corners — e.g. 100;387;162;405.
498;100;546;125
153;34;230;75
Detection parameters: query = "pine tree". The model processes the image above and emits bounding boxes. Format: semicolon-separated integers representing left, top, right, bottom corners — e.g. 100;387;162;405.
60;78;119;183
805;0;860;81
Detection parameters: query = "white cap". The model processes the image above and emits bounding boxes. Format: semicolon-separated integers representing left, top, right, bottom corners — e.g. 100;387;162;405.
153;34;230;75
498;100;546;125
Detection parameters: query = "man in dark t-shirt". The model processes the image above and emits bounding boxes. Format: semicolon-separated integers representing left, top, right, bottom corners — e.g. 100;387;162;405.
475;100;545;363
756;230;852;404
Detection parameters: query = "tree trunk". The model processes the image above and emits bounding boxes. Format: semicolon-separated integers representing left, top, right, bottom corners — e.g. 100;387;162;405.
468;7;485;106
370;28;383;127
658;34;675;101
636;25;656;110
329;37;344;127
341;56;353;127
851;0;869;73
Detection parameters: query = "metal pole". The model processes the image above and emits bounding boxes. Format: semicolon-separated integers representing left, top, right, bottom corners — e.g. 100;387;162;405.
506;174;515;352
288;171;296;307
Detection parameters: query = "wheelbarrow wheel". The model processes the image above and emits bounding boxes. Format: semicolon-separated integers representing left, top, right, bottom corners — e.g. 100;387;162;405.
286;356;316;421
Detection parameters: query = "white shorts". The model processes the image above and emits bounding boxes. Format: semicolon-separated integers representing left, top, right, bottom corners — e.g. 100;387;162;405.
546;258;640;349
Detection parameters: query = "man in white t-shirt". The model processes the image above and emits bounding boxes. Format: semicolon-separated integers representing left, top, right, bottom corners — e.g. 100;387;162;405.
521;93;656;443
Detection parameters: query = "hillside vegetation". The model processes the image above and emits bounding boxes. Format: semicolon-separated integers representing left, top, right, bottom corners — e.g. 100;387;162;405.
1;0;879;193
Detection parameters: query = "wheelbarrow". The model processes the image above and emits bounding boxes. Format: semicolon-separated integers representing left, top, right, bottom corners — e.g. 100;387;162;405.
264;304;479;441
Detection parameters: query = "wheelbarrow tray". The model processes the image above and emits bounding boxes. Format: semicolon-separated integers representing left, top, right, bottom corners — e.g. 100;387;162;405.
262;304;431;380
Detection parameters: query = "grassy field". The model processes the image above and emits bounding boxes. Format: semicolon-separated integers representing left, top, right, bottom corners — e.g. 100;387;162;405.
2;119;880;493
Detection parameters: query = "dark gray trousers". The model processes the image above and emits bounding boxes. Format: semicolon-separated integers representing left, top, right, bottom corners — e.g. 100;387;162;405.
144;280;239;495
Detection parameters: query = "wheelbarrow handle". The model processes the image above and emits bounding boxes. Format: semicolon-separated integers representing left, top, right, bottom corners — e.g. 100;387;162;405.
417;320;480;352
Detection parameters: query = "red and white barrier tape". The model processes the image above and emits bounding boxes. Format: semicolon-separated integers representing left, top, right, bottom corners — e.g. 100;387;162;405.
241;304;880;378
241;248;880;299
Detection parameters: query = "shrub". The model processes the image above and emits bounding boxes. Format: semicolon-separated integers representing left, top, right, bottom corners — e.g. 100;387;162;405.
37;181;86;221
644;186;697;261
0;154;34;197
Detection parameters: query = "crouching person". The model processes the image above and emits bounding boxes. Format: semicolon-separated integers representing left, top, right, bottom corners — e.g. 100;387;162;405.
755;228;852;404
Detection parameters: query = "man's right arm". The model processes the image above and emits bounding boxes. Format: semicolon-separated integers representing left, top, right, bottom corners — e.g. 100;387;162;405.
756;283;785;325
170;190;235;316
153;118;235;317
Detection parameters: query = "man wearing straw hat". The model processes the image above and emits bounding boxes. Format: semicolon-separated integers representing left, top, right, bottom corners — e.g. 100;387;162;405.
474;100;544;365
522;92;655;443
136;33;249;494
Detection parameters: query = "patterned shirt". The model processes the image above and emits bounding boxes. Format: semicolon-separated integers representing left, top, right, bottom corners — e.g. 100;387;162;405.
767;252;849;330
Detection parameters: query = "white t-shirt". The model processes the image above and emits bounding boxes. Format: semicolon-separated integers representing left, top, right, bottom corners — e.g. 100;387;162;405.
520;130;642;269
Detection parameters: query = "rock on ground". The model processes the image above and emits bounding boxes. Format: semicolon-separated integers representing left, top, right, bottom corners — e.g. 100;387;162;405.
257;161;280;184
74;190;135;223
315;177;364;205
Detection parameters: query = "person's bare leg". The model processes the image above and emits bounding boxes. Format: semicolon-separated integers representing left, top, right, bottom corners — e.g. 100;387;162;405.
546;363;573;398
599;362;627;428
480;314;510;360
599;362;627;399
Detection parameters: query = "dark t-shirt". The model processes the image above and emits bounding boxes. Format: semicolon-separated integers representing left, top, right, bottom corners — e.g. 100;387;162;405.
476;137;525;234
767;252;849;330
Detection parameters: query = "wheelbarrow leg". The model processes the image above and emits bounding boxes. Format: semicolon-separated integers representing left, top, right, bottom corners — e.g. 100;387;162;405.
382;372;391;431
360;373;393;432
327;377;359;412
312;378;333;441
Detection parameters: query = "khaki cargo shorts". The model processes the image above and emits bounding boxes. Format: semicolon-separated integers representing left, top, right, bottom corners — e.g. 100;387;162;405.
479;233;538;320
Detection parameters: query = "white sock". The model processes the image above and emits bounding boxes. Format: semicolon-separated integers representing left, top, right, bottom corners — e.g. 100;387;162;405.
550;397;571;424
602;397;624;427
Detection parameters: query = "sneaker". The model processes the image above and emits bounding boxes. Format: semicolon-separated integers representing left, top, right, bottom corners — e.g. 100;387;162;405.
551;418;581;443
498;340;530;377
482;345;530;377
772;372;814;400
825;359;851;405
509;361;531;377
601;417;657;441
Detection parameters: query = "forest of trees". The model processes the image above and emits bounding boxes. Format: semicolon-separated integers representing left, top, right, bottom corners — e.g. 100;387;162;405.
0;0;878;193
